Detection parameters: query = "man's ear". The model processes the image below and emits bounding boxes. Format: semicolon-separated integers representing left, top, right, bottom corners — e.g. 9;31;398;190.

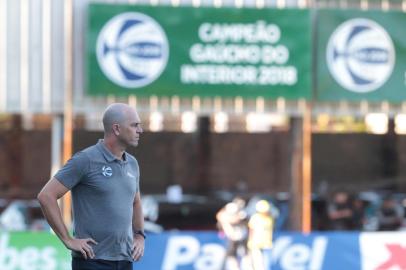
113;124;120;136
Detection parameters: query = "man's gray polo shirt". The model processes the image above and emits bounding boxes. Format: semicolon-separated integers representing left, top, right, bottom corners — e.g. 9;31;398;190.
54;140;140;261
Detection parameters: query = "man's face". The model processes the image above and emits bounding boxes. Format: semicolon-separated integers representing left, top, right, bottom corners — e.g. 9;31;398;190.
117;108;143;147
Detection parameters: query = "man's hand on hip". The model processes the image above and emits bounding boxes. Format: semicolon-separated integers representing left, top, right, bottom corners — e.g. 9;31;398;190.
132;235;145;261
65;237;98;259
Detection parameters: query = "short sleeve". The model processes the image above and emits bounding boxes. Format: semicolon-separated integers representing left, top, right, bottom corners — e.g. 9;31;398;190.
54;151;90;189
133;158;140;193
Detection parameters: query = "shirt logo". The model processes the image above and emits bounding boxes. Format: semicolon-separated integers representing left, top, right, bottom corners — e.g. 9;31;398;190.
102;166;113;177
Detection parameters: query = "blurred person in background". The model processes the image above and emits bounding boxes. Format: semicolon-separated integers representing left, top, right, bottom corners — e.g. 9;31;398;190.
216;197;249;270
247;200;274;270
327;191;354;230
37;103;145;270
377;196;404;231
352;197;366;230
142;195;163;233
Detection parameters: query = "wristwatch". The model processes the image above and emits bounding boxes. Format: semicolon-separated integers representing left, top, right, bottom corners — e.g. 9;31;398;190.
134;230;146;239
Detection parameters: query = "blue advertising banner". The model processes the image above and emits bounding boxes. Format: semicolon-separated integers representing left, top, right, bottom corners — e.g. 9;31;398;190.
136;231;361;270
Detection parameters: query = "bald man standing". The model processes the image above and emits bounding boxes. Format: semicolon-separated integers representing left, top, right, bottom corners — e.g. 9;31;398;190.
38;103;145;270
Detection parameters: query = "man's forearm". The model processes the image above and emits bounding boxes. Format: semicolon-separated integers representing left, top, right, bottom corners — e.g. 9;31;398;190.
38;194;72;245
133;204;144;232
132;195;144;233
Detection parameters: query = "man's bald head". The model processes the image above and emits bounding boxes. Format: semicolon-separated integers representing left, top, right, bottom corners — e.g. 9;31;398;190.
102;103;135;134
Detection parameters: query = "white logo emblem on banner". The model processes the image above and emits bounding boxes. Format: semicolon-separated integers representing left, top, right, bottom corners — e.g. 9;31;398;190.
326;18;395;93
96;12;169;88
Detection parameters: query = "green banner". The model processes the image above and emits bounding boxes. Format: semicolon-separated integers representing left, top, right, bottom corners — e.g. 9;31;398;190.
0;231;70;270
316;9;406;102
87;4;312;99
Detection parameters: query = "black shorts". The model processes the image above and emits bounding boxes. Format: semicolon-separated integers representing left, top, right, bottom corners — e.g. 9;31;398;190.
72;258;132;270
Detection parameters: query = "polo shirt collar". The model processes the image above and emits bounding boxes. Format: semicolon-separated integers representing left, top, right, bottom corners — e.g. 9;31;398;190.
97;139;128;163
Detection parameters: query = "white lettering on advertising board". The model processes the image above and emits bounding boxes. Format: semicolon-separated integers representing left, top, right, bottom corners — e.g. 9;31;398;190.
161;235;327;270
